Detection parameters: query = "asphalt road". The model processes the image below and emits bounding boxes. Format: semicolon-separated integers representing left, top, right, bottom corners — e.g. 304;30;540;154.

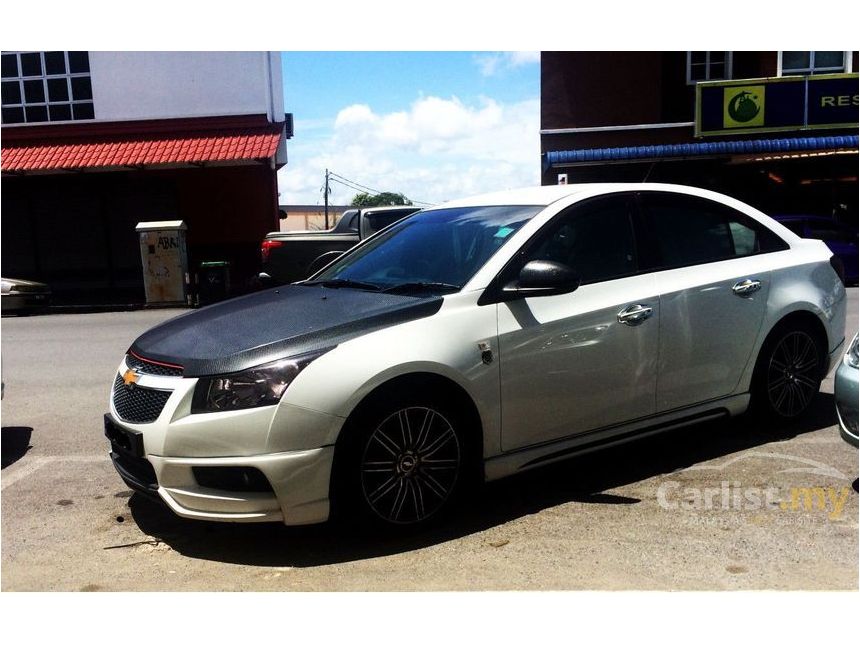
1;293;857;591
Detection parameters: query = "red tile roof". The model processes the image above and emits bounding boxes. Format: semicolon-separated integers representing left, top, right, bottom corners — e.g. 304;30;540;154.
1;128;282;172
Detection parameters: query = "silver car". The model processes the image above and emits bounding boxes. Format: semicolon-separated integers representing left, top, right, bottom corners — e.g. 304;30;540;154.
105;184;848;528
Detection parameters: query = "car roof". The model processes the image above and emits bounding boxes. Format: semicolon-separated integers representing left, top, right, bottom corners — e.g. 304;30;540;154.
424;183;737;210
361;205;420;213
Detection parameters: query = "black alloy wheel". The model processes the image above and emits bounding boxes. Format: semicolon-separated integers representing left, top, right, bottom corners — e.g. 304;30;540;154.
360;405;462;525
765;330;821;418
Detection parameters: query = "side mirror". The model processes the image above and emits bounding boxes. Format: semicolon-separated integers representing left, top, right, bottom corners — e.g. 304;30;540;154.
504;260;580;298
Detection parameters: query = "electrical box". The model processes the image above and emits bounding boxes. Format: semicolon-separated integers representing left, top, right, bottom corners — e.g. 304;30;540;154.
135;220;189;305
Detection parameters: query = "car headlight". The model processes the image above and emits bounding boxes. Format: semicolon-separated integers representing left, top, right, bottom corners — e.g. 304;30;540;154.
191;348;331;413
846;335;859;369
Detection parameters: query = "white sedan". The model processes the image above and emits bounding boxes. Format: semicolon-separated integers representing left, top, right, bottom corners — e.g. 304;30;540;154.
105;183;847;529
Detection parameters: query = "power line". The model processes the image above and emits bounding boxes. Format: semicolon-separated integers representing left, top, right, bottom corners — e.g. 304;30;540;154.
329;175;378;195
328;170;436;207
328;171;383;196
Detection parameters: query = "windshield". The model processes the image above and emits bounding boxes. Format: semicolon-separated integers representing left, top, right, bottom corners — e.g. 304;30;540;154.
311;205;541;291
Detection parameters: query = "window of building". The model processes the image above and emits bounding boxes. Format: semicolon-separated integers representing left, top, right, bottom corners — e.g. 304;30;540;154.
1;51;94;125
780;51;850;75
686;52;733;84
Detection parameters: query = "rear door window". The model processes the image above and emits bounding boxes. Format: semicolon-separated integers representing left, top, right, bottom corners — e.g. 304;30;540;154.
640;192;788;270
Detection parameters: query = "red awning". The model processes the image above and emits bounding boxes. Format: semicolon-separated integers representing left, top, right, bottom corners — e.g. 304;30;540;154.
1;128;282;172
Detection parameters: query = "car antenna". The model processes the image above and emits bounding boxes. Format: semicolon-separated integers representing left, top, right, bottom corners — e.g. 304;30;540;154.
642;161;656;183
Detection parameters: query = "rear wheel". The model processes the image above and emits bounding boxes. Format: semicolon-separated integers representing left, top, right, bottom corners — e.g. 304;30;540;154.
752;323;824;420
336;394;470;528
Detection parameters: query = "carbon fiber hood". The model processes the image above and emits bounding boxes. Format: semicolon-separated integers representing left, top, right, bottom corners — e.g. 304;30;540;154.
129;285;443;377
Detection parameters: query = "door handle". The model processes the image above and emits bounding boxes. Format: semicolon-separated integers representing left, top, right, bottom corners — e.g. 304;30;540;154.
732;279;761;297
617;304;653;326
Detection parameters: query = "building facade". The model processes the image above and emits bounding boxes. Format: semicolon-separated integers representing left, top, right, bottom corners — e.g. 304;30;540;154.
1;51;290;304
541;52;858;227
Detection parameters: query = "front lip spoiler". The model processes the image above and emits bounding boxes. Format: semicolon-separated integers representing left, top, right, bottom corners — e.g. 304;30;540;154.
109;451;163;504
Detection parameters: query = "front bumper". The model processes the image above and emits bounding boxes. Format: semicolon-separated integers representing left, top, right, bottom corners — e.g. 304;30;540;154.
149;447;334;524
106;414;335;525
105;356;343;525
834;360;859;448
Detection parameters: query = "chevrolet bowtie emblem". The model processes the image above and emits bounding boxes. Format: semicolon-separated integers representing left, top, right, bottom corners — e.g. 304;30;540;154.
122;369;140;387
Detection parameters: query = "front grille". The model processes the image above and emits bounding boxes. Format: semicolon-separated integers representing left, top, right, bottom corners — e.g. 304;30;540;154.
126;352;183;377
112;374;172;424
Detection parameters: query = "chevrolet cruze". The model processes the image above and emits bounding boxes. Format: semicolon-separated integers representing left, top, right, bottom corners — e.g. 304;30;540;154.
105;184;847;528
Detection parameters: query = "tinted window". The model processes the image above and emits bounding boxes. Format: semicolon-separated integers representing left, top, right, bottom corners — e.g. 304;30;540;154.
525;195;637;284
1;54;19;78
44;51;66;75
47;77;69;101
642;193;788;269
317;206;541;289
1;81;21;104
729;220;758;255
364;209;416;235
68;51;90;74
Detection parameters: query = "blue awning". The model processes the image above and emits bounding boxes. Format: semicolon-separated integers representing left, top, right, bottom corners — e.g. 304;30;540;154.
543;135;859;171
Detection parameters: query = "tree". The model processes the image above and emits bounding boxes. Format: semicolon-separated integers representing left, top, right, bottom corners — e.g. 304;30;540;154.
351;192;412;207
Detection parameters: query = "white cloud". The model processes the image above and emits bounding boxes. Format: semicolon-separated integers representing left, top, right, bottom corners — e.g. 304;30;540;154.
278;94;540;207
475;51;540;77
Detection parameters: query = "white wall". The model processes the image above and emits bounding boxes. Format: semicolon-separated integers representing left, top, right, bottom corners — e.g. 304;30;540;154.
89;51;284;123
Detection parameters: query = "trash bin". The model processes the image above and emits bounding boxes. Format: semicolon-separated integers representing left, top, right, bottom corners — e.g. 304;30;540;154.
196;261;231;306
135;221;189;305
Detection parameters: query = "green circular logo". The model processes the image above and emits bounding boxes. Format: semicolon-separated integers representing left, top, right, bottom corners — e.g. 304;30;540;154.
728;91;761;122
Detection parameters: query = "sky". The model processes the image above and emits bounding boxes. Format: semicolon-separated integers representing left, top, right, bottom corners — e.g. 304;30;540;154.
276;52;541;208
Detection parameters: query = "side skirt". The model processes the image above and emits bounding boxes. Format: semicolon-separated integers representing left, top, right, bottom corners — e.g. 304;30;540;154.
483;393;750;482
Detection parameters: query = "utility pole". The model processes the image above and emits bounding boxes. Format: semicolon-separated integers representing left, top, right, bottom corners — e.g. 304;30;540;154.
324;168;330;229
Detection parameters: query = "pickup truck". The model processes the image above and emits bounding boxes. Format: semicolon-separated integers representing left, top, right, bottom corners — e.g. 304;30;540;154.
260;205;421;284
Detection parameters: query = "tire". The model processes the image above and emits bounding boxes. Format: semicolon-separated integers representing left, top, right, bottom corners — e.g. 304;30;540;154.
751;321;824;421
334;391;471;529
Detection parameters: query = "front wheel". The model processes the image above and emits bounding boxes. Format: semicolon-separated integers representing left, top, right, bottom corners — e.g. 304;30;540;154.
336;397;469;528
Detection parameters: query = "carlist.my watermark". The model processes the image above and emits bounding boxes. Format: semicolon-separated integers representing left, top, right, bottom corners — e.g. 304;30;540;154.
656;451;853;521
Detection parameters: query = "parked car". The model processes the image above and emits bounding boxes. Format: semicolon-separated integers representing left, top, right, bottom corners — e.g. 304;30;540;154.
260;205;421;284
770;215;858;285
835;333;858;448
1;277;51;315
105;184;847;529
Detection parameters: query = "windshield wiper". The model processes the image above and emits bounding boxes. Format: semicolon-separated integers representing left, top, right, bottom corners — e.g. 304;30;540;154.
381;282;461;294
302;278;382;291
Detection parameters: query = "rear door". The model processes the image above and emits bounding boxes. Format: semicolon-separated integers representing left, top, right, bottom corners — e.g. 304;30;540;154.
639;191;787;412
